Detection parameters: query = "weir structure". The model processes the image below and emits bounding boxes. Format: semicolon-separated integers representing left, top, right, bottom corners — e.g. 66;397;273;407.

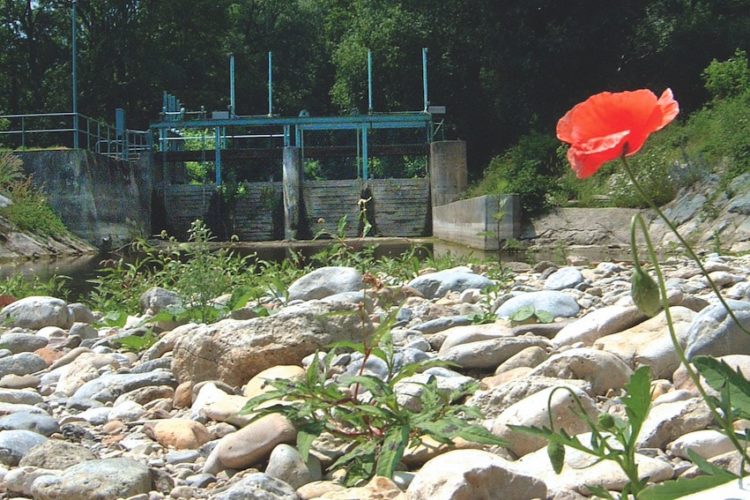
2;49;474;245
148;49;466;243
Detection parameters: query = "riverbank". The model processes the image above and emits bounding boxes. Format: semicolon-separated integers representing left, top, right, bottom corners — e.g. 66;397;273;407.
0;215;95;263
0;249;749;497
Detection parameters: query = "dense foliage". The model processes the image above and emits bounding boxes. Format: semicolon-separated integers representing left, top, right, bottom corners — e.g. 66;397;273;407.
2;1;750;177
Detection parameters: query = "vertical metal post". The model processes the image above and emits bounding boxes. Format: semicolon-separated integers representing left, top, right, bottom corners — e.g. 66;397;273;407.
283;125;290;147
422;47;429;111
367;49;373;113
215;127;222;185
362;126;369;180
229;53;235;116
356;128;361;178
268;51;273;116
20;116;25;149
86;117;90;150
71;0;79;149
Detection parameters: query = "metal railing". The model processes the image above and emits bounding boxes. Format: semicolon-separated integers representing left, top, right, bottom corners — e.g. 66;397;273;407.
0;112;151;162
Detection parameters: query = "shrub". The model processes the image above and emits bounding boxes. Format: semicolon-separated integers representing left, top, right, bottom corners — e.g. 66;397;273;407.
467;132;564;216
1;178;68;236
702;49;750;101
0;151;23;193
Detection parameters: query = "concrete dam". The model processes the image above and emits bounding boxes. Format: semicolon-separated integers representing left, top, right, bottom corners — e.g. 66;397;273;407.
16;141;488;247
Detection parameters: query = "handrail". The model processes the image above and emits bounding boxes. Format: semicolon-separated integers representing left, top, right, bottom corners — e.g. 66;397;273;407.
0;112;153;161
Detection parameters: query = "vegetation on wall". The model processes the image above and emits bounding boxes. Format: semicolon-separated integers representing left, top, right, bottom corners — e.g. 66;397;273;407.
0;151;68;237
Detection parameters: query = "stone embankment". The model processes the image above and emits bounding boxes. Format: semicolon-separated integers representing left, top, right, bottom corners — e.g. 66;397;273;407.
0;215;94;262
1;257;750;498
524;171;750;254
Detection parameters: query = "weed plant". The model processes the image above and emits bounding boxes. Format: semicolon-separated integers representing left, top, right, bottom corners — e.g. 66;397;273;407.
241;316;505;486
0;273;70;300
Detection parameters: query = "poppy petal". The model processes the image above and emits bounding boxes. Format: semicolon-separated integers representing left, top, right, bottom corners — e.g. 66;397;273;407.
557;89;679;177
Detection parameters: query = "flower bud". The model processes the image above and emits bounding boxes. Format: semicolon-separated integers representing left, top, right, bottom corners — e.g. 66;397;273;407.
547;441;565;474
598;413;615;430
631;268;661;317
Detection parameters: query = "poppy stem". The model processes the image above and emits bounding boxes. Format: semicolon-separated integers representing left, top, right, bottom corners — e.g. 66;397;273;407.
621;156;750;467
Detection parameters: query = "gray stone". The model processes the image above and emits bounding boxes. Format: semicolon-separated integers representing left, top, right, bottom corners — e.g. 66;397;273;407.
68;322;98;340
67;303;95;324
320;290;372;310
496;291;580;319
469;376;590;419
74;407;111;425
213;472;297;500
637;398;713;449
529;347;633;395
71;369;177;403
407;267;494;299
412;315;472;334
438;335;551;370
489;385;598;457
287;266;363;301
19;439;96;469
552;305;645;347
30;457;151;499
406;449;547;500
0;412;59;436
0;402;47;416
0;352;48;378
139;286;182;315
0;388;43;405
166;449;201;465
265;443;321;489
685;300;750;359
727;191;750;215
0;429;47;466
495;346;549;374
544;267;585;291
0;332;48;354
1;296;72;329
438;323;514;353
130;357;172;374
5;466;58;497
173;300;371;387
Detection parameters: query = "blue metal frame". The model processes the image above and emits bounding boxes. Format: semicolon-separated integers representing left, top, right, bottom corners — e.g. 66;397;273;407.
151;48;435;184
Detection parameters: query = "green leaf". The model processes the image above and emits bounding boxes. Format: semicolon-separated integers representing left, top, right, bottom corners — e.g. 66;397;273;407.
339;375;390;395
240;391;286;414
98;310;128;328
455;425;508;446
637;474;735;500
694;356;750;419
622;366;652;436
535;309;554;323
297;421;325;461
510;305;535;322
686;449;738;479
375;425;409;478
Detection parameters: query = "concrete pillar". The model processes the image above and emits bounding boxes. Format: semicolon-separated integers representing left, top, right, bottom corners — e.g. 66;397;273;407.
283;146;302;240
429;140;467;208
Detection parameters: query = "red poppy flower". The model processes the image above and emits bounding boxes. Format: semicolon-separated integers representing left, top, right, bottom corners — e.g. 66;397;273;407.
557;89;679;178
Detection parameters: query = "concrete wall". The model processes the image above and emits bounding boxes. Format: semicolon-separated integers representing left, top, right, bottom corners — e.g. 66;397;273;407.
433;194;520;250
430;141;467;208
369;178;430;236
301;178;430;238
18;150;151;246
158;182;283;241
